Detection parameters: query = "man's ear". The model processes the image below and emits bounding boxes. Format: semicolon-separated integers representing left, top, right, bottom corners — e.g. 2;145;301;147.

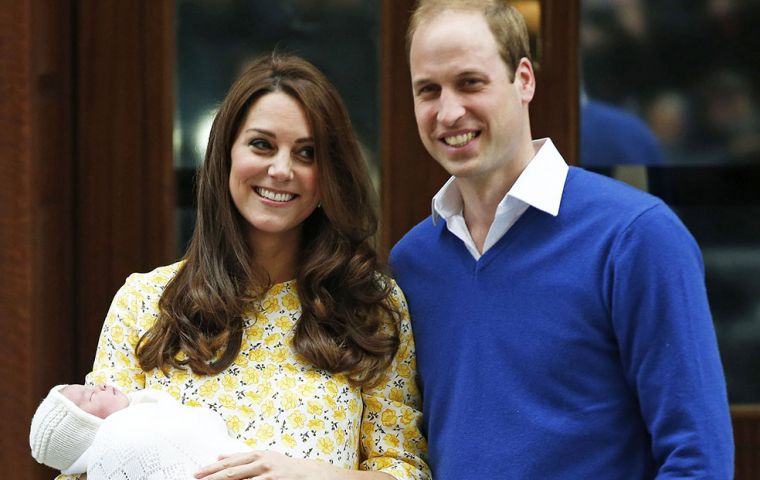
514;57;536;103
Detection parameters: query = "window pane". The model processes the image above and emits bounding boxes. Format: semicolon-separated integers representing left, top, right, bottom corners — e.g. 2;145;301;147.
580;1;760;403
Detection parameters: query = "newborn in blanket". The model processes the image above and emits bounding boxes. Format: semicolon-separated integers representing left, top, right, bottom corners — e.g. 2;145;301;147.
30;384;248;480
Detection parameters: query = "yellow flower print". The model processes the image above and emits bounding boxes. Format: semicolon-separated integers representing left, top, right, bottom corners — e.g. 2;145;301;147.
110;324;125;344
264;334;279;347
381;409;397;427
227;415;242;434
389;388;404;403
261;400;276;417
283;364;298;375
91;372;107;385
372;458;393;469
307;401;323;416
334;429;345;445
239;404;255;417
317;437;334;455
242;368;258;384
274;315;292;330
247;326;264;342
396;363;412;379
261;298;280;314
400;409;415;425
288;411;306;428
299;382;316;397
308;418;325;430
361;420;374;437
219;394;236;409
334;409;346;421
364;397;382;412
167;385;181;400
186;399;202;407
270;347;287;363
384;433;400;448
115;370;132;388
269;283;285;296
403;426;422;444
324;396;337;410
385;448;400;459
246;390;263;403
281;391;298;410
282;434;297;449
256;423;274;441
233;353;249;368
172;369;189;383
116;351;131;367
259;383;273;398
278;376;296;390
281;292;299;310
325;380;339;396
199;380;219;398
250;349;266;363
221;374;238;391
262;364;277;378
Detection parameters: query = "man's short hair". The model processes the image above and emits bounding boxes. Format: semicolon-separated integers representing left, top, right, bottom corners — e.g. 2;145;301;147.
407;0;532;81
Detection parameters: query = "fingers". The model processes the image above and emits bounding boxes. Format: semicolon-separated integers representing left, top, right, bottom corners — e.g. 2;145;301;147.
194;451;265;479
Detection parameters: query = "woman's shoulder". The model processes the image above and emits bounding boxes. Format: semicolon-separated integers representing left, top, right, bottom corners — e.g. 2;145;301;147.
122;260;185;292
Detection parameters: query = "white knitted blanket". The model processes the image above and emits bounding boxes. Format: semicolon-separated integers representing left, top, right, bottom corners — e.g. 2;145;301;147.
66;390;248;480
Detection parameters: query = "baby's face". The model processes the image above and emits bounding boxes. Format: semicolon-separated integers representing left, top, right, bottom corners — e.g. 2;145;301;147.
61;384;129;419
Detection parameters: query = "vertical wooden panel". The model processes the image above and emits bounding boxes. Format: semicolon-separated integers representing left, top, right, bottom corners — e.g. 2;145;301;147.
530;0;579;165
732;406;760;480
0;0;75;479
380;0;447;252
74;0;175;379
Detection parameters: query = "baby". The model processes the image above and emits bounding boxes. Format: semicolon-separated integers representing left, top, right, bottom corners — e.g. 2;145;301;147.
30;384;247;479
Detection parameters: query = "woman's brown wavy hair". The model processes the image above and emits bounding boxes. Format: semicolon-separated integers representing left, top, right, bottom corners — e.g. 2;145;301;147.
136;54;399;386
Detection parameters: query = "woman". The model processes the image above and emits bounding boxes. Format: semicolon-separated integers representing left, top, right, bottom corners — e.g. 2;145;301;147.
58;54;429;480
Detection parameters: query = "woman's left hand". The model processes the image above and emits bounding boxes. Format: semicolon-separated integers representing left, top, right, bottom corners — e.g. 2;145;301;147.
193;450;336;480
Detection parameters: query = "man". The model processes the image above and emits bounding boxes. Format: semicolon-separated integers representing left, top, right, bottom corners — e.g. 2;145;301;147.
390;1;734;478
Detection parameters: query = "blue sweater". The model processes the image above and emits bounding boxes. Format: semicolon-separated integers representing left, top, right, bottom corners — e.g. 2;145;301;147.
390;167;733;479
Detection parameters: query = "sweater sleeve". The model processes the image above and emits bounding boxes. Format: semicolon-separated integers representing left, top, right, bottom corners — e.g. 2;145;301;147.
608;204;734;478
358;282;431;480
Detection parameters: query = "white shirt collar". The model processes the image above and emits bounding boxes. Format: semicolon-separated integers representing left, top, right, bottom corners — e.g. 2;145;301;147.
432;138;568;222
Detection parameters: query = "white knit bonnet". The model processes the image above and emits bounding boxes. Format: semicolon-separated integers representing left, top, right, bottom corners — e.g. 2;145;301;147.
29;384;103;471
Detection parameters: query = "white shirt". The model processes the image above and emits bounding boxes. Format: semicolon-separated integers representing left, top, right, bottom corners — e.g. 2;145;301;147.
431;138;569;260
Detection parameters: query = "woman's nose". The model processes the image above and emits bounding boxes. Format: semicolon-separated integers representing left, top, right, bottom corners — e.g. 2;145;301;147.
268;152;294;181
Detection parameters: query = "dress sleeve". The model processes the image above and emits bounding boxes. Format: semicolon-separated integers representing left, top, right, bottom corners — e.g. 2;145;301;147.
85;273;147;391
53;275;148;480
609;205;733;478
358;282;431;480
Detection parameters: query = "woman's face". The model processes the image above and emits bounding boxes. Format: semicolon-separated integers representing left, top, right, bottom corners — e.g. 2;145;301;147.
229;92;320;246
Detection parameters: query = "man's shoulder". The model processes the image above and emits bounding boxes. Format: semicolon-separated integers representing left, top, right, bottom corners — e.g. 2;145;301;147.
565;166;664;217
391;215;438;251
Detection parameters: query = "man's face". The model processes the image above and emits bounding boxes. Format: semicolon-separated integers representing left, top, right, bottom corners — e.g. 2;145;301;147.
410;10;535;185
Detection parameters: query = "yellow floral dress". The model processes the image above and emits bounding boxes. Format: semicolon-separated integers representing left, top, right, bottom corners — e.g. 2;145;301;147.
55;262;429;480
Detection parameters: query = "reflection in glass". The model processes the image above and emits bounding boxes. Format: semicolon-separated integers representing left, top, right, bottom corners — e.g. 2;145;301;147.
580;1;760;403
175;0;379;253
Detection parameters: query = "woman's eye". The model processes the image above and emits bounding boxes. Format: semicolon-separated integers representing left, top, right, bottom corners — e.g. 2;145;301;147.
297;146;315;160
249;138;272;150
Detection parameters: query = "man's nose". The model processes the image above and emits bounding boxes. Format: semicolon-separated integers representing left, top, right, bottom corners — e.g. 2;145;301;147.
436;90;465;126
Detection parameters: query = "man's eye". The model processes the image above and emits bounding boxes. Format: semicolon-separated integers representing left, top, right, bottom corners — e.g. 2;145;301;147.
417;84;439;96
